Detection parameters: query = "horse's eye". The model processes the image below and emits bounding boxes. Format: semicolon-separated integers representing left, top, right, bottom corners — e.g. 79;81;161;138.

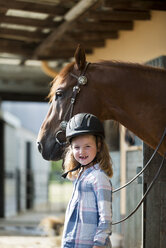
55;90;63;100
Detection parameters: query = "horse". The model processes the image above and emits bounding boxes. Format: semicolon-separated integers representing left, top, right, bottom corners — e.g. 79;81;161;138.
37;45;166;161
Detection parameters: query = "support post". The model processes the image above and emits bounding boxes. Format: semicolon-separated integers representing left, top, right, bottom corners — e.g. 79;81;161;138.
143;144;166;248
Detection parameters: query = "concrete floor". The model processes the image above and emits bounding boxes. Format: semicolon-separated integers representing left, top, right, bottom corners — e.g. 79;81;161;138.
0;205;64;247
0;206;123;248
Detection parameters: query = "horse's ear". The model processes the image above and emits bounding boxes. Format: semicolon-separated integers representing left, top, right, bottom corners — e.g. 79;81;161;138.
74;44;86;71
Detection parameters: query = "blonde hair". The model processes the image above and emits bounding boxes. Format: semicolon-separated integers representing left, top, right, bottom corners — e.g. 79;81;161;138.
63;135;113;180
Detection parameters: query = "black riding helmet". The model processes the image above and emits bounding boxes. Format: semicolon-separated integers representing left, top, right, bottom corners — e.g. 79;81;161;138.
66;113;105;142
62;113;104;179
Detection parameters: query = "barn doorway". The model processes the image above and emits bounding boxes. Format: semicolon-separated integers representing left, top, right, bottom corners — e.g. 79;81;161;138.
16;168;21;212
26;141;34;210
0;120;5;217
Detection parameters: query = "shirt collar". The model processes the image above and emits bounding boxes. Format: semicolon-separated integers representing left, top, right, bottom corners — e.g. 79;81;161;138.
80;163;100;178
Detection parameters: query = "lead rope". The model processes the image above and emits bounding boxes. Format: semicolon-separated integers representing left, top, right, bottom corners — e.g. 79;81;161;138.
112;127;166;225
112;151;166;225
113;127;166;193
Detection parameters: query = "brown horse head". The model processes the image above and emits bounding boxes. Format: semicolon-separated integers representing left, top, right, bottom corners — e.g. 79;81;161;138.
37;45;103;161
38;45;166;160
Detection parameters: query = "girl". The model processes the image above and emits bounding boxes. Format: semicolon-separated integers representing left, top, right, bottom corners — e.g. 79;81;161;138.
61;113;113;248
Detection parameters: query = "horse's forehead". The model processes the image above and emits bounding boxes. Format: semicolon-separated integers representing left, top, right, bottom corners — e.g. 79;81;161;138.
52;74;71;91
55;75;64;86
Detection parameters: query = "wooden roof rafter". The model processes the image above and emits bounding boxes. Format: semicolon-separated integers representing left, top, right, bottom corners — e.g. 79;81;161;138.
83;9;151;21
0;14;62;29
1;0;166;101
0;38;34;58
33;0;101;58
0;0;165;62
104;0;166;11
33;0;152;60
0;27;47;42
0;0;69;15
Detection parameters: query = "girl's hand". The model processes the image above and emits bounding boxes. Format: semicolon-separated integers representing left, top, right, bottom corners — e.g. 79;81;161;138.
93;246;105;248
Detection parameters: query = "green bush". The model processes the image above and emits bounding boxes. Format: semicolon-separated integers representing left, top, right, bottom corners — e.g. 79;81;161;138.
49;160;65;183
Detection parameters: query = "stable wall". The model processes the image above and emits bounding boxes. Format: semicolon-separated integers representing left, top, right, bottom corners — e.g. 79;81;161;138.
87;11;166;63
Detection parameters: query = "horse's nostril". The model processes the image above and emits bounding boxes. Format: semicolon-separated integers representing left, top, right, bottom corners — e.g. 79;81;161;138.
37;142;43;153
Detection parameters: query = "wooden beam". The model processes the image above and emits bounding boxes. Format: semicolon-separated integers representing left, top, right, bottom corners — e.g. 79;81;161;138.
0;0;68;15
0;28;46;42
104;0;166;11
37;48;93;60
65;31;119;40
78;40;105;48
64;0;98;21
34;0;99;58
0;15;62;29
34;21;74;57
0;39;34;57
76;21;133;31
0;38;92;61
89;10;151;21
0;7;7;15
35;18;131;59
50;40;105;50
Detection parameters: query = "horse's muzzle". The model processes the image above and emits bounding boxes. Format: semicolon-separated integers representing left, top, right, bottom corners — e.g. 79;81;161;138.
37;139;66;161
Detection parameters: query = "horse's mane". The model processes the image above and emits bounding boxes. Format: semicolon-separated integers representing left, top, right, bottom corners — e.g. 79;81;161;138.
58;61;75;78
98;60;166;73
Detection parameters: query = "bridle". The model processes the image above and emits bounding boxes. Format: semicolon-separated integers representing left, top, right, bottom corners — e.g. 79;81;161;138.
55;62;166;225
55;62;91;146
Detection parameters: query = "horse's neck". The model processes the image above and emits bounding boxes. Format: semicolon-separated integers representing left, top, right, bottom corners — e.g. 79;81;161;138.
96;65;141;122
94;63;165;141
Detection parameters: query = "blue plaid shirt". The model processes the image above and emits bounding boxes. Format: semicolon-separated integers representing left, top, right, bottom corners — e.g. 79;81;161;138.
62;163;112;248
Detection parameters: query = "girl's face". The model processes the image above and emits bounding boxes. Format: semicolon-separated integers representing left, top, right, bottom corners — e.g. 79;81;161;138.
71;134;98;166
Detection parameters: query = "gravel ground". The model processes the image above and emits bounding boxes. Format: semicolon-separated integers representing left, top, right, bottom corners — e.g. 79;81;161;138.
0;205;123;248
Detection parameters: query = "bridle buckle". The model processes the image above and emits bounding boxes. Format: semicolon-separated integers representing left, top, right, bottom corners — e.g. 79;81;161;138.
60;121;68;131
78;75;87;85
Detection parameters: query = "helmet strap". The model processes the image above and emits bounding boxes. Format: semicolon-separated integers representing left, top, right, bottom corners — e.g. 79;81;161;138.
61;156;97;179
61;163;81;179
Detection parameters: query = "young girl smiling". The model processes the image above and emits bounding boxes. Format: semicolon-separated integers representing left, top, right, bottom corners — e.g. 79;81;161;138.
61;113;113;248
